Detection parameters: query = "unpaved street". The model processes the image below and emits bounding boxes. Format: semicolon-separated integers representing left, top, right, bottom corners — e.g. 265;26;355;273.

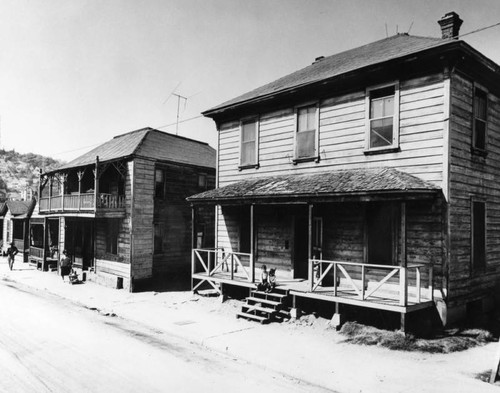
0;279;333;393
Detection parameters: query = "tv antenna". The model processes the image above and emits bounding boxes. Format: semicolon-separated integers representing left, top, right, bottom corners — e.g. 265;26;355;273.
173;93;187;135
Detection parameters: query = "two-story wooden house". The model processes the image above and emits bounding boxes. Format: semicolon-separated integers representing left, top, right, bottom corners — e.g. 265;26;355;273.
1;199;35;262
189;12;500;330
35;127;215;291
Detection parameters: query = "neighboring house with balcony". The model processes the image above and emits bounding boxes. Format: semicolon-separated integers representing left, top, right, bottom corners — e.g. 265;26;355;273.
188;12;500;330
1;199;35;262
35;127;216;291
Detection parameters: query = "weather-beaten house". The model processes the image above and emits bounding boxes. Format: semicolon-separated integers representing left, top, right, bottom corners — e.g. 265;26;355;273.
34;127;215;291
188;12;500;330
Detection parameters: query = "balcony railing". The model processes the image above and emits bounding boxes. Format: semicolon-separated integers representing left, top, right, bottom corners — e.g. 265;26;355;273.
39;193;125;213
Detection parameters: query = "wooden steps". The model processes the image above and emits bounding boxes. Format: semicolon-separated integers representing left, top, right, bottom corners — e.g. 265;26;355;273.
236;288;290;324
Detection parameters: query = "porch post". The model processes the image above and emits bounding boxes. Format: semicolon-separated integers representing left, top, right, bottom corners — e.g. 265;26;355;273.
94;156;99;209
250;204;255;283
308;204;313;289
191;205;196;291
400;201;408;332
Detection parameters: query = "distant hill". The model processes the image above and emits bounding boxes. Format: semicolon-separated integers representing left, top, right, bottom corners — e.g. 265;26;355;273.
0;149;63;201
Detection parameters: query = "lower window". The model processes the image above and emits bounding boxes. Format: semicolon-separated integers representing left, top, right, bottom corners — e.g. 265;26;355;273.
472;201;486;272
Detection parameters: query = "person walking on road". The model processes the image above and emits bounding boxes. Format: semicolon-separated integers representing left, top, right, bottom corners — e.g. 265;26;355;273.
60;250;72;281
7;242;19;271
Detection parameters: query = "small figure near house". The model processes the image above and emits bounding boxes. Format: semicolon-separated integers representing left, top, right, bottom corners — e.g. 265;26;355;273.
268;268;277;293
60;250;72;281
257;264;270;292
7;242;19;271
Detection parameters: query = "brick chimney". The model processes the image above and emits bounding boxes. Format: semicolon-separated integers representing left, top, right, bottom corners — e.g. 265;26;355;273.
438;12;463;39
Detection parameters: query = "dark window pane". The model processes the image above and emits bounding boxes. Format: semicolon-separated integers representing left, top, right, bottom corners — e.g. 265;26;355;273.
474;120;486;150
474;90;487;120
370;118;393;148
472;202;486;271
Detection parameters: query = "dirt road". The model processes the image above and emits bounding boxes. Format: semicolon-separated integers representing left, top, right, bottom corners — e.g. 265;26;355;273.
0;279;334;393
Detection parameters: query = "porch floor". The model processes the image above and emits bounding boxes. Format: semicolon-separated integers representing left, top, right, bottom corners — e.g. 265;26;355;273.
192;272;434;314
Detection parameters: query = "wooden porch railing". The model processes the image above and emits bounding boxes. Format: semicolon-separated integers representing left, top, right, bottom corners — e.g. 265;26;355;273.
192;248;253;282
39;193;123;212
308;259;433;306
97;193;125;209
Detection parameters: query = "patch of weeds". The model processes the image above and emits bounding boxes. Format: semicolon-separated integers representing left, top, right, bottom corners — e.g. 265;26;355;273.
339;321;495;353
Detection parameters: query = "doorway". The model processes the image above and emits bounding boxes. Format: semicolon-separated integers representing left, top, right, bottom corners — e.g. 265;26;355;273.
366;203;396;265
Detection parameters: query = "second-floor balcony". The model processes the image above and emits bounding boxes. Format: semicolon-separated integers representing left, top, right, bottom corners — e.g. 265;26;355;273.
39;192;125;214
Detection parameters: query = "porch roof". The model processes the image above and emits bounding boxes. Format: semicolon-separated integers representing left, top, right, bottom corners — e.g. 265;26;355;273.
187;167;441;205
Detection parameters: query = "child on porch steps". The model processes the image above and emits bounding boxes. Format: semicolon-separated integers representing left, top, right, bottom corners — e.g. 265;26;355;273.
268;268;277;292
257;265;270;292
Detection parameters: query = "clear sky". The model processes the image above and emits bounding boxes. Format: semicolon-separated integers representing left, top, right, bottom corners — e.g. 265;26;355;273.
0;0;498;162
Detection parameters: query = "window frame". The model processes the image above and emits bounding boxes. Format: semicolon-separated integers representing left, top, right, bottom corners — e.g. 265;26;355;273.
239;117;260;170
471;198;487;274
154;167;166;199
364;81;400;154
293;102;320;164
472;84;488;156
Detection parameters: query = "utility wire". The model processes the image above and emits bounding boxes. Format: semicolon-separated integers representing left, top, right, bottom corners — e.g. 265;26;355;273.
456;21;500;39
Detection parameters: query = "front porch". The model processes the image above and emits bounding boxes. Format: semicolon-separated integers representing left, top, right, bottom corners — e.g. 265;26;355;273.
192;249;434;314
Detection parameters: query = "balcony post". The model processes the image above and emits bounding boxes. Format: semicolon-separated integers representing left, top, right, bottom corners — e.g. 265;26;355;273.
38;168;42;214
77;170;84;211
60;173;67;212
48;176;52;212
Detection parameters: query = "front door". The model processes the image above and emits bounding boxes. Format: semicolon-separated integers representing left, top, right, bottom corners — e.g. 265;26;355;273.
293;215;308;279
366;203;396;265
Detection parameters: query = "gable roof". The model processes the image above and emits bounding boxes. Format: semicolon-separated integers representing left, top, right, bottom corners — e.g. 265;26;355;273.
188;167;440;204
54;128;216;172
203;34;468;116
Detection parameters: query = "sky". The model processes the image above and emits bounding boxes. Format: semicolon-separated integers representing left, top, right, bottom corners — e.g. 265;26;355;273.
0;0;499;163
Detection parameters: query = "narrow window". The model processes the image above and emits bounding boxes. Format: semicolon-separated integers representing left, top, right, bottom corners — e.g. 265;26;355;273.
365;83;400;153
106;219;119;255
198;174;207;190
155;168;165;199
472;201;486;272
296;105;317;159
473;88;487;152
240;119;258;167
368;86;396;149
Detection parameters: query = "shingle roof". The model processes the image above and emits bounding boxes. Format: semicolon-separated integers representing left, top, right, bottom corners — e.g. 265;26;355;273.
188;167;440;204
54;128;216;171
204;34;450;115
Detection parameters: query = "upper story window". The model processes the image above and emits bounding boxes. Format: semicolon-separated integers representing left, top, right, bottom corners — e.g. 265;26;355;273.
198;174;207;190
294;104;318;162
473;87;487;154
239;118;259;169
155;168;166;199
365;83;400;153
